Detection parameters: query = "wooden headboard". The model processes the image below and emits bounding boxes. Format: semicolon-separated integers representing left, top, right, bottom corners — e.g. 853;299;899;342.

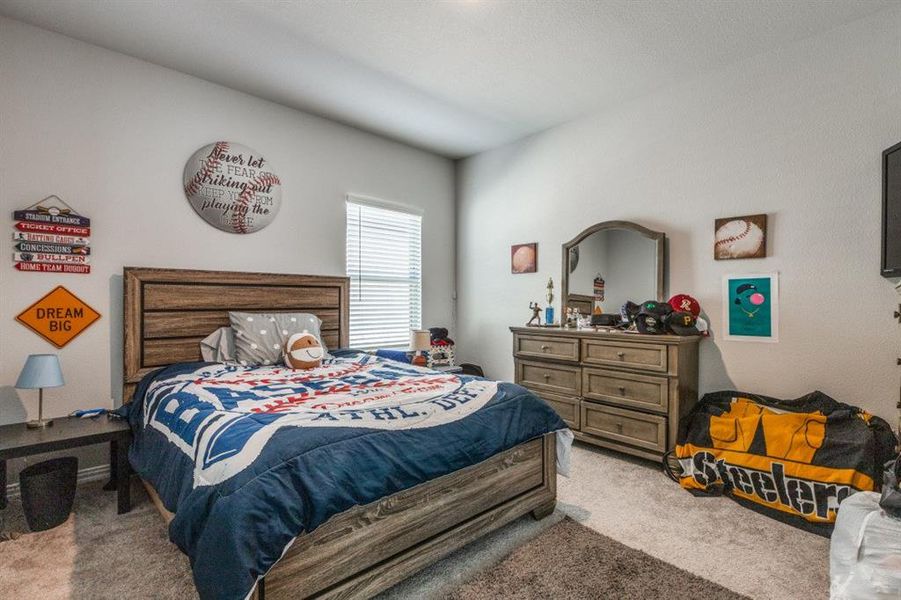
123;267;350;401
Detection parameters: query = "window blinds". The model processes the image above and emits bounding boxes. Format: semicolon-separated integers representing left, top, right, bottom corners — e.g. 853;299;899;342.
346;199;422;350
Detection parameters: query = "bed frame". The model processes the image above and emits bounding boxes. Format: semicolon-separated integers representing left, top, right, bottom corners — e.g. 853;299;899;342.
123;267;557;600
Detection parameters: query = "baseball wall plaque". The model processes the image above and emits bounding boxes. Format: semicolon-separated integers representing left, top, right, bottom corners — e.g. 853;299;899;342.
183;141;282;234
714;214;767;260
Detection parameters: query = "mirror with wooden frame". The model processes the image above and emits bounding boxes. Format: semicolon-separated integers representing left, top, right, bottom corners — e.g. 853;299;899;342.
561;221;665;317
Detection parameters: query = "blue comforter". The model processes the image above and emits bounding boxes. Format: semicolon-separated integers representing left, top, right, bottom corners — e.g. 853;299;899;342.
123;351;568;600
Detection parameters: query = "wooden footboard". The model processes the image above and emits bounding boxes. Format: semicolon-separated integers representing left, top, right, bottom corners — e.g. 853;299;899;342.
144;433;556;600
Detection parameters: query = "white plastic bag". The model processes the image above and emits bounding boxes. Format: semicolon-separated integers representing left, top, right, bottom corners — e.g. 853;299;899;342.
830;491;901;599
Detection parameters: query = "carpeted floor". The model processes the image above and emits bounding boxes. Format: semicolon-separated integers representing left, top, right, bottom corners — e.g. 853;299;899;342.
447;517;748;600
0;443;830;599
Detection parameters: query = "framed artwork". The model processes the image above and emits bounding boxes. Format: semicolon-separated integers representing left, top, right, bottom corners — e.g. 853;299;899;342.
715;214;767;260
511;243;537;274
183;141;281;234
722;273;778;342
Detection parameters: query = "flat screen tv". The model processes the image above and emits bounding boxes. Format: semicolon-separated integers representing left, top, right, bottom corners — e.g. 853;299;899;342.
883;141;901;277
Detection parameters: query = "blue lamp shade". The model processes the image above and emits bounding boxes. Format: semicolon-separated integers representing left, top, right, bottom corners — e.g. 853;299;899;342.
15;354;65;389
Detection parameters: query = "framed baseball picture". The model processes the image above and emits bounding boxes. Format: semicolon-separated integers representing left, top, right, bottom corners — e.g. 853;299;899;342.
722;273;779;342
511;243;537;274
715;214;767;260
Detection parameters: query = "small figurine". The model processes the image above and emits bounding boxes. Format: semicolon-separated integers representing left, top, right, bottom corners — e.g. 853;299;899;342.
527;301;542;326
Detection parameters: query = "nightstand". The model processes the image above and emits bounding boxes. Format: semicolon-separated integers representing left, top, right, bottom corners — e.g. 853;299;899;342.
0;416;131;514
432;365;463;374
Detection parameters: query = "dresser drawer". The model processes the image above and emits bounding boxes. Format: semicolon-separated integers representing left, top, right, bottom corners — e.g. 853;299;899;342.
581;403;667;452
516;360;581;396
581;339;667;373
515;334;579;363
582;368;668;414
529;389;580;429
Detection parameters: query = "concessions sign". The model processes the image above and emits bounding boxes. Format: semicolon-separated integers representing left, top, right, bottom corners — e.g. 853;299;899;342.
16;286;101;348
12;196;92;274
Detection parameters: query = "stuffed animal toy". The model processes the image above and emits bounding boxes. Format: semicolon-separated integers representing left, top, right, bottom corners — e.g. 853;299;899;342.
284;331;324;369
428;327;454;346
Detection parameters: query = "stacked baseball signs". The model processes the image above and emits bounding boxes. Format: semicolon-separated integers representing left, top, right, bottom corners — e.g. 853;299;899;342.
13;197;91;274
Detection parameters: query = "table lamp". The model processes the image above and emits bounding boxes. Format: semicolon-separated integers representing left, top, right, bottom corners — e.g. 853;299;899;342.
410;330;431;367
15;354;64;429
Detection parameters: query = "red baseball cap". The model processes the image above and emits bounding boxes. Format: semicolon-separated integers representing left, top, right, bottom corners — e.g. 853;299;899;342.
668;294;701;317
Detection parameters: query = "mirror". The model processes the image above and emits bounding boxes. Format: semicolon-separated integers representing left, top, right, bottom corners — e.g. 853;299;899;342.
562;221;665;317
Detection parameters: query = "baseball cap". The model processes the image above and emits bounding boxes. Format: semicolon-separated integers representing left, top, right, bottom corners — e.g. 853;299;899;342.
636;300;672;335
668;294;701;317
667;311;699;336
620;301;641;324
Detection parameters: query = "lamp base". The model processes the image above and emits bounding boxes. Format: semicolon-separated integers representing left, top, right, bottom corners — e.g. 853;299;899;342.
26;419;53;429
411;354;428;367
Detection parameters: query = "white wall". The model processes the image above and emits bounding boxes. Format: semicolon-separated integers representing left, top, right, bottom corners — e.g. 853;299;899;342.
457;7;901;422
0;19;455;436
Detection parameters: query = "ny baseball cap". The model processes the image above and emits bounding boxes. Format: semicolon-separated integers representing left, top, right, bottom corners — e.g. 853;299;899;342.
668;294;701;317
667;311;699;336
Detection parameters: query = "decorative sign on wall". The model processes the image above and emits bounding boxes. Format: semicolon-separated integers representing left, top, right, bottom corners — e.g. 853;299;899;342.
16;286;101;348
183;141;282;234
722;273;779;343
12;196;92;274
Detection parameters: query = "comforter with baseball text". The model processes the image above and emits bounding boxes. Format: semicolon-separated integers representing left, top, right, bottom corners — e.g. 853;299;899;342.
122;351;570;600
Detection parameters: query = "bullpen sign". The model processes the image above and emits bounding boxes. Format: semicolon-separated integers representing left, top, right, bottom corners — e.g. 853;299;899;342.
16;286;101;348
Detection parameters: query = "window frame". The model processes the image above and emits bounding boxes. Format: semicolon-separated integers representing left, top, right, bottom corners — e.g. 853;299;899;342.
345;194;424;350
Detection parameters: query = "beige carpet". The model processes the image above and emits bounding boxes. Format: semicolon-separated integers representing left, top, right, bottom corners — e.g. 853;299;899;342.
0;443;829;599
447;517;748;600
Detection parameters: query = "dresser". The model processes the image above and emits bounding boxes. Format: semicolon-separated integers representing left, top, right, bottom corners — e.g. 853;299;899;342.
511;326;700;461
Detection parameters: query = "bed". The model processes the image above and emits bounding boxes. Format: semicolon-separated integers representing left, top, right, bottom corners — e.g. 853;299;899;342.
122;267;569;600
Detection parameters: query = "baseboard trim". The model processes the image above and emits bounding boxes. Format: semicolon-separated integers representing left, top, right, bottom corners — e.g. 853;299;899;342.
5;464;110;500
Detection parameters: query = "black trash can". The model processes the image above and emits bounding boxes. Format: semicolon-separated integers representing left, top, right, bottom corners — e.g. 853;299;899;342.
20;456;78;531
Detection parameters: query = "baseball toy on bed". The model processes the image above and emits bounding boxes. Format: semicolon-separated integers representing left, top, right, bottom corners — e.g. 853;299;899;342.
284;331;324;369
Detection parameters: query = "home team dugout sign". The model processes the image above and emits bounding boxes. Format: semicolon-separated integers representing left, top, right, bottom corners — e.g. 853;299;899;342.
16;286;101;348
13;196;92;274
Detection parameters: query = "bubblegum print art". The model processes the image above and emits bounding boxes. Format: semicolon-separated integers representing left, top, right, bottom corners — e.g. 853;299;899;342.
722;273;779;342
183;141;281;234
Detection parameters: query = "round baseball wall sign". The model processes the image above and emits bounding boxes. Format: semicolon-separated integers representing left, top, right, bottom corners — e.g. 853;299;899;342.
183;141;281;234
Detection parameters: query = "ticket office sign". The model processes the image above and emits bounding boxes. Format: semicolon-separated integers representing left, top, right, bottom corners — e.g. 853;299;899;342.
12;200;93;274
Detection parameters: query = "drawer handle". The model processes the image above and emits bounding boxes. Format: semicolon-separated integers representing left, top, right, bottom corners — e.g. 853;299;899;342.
616;351;625;359
540;345;550;351
543;373;551;380
618;385;626;395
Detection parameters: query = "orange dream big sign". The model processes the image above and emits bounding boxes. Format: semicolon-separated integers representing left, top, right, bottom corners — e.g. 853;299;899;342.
16;286;101;348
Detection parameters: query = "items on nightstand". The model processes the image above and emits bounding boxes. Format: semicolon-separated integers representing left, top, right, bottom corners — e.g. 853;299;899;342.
15;354;64;429
427;327;455;367
409;329;431;367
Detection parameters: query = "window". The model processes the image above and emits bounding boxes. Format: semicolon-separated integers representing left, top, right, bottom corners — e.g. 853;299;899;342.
346;197;422;349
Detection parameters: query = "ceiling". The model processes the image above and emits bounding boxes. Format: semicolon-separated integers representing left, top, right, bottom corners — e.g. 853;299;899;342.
0;0;893;158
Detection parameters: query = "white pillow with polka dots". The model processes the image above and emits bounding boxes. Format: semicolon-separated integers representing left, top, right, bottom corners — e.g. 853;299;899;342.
228;312;328;367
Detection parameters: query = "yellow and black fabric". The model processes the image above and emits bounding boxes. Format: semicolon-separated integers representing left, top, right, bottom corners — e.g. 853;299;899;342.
665;390;897;535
